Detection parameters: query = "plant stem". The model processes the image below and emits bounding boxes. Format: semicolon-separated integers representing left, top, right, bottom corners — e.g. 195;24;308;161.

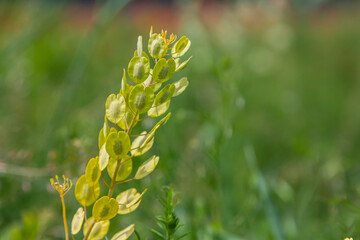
60;195;69;240
83;219;96;240
108;158;121;197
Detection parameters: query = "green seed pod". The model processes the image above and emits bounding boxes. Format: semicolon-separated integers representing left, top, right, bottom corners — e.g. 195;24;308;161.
105;94;126;124
93;196;119;221
155;84;175;106
107;157;132;181
148;33;165;59
148;100;170;117
83;217;109;240
111;224;135;240
134;155;159;180
130;131;154;156
99;144;109;171
71;207;84;235
75;175;100;207
105;131;130;159
153;58;176;83
175;56;192;72
173;77;189;97
172;35;191;58
118;109;139;130
127;56;150;84
116;189;145;215
85;157;101;185
129;85;154;113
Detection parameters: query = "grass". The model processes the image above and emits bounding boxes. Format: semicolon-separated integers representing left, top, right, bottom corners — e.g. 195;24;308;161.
1;2;360;240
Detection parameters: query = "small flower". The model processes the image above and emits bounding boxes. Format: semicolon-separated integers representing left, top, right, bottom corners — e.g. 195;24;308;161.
50;175;72;197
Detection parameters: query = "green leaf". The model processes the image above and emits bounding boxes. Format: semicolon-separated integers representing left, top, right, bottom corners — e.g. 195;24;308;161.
175;56;192;72
111;224;135;240
148;100;170;117
93;196;119;221
85;157;101;185
75;175;100;207
107;157;133;182
71;207;84;235
155;84;175;106
148;33;165;59
128;56;150;84
130;131;154;156
129;85;154;113
83;217;109;240
172;77;189;97
134;155;159;179
105;131;131;159
105;94;126;124
153;58;175;83
172;36;191;58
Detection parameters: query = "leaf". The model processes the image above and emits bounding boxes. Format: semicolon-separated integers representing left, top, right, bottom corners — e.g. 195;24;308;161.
173;77;189;97
93;196;119;221
172;36;191;58
134;156;159;180
99;144;109;171
85;157;101;185
116;188;147;215
155;84;175;106
175;56;192;72
83;217;110;240
105;131;131;159
111;224;135;240
107;157;132;182
129;85;154;113
150;229;165;239
71;207;84;235
128;56;150;84
148;101;170;117
105;94;126;124
148;33;165;59
153;58;176;83
130;131;154;156
75;175;100;207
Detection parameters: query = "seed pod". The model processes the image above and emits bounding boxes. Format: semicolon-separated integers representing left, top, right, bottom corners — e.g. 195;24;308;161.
130;131;154;156
153;58;175;83
75;175;100;207
93;196;119;221
155;84;175;106
175;56;192;72
172;35;191;58
85;157;101;185
116;189;144;215
107;157;132;182
105;132;130;159
148;33;165;59
129;85;154;113
128;56;150;84
71;207;84;235
173;77;189;97
148;100;170;117
105;94;126;124
83;217;109;240
134;156;159;180
111;224;135;240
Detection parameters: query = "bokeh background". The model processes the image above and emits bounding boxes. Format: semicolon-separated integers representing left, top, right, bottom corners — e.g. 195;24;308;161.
1;0;360;239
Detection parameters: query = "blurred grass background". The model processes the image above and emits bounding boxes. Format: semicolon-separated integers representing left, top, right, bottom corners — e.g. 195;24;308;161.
1;0;360;239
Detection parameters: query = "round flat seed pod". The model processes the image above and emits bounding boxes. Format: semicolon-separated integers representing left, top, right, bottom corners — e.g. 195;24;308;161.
172;35;191;58
130;131;154;157
127;56;150;84
85;157;101;185
148;100;170;117
148;34;165;59
71;207;84;235
93;196;119;221
153;58;175;83
111;224;135;240
173;77;189;97
155;84;175;106
129;85;154;113
175;56;192;72
105;94;126;124
107;157;132;182
134;156;159;180
116;188;146;215
105;131;130;159
75;175;100;207
99;144;109;171
83;217;110;240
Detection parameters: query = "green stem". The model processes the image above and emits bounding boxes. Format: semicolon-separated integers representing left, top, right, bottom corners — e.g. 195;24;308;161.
83;219;96;240
108;158;122;198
